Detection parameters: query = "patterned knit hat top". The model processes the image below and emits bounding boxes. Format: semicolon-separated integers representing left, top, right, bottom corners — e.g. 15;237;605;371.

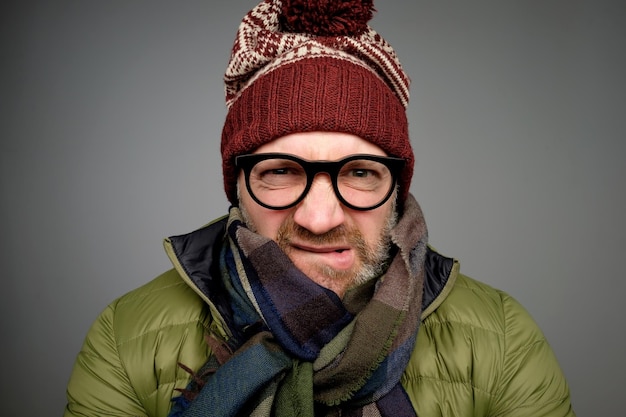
221;0;414;205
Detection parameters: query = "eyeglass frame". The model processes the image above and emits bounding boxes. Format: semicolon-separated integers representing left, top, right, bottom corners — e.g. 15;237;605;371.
235;152;406;211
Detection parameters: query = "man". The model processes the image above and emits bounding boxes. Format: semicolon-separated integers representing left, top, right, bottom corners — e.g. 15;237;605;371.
64;0;575;416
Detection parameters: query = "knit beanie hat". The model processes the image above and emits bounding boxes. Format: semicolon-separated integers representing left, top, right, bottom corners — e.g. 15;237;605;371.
221;0;414;206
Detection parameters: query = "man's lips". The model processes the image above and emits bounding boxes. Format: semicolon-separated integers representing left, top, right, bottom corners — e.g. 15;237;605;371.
290;242;351;253
288;242;355;270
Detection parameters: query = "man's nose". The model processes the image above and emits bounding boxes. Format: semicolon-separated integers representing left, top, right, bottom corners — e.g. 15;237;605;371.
292;174;345;235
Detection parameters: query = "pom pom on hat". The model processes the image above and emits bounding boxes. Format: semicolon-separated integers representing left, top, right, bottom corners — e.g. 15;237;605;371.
280;0;374;36
221;0;414;207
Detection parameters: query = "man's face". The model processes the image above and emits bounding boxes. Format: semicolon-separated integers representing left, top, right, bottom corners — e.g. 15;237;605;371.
237;131;398;298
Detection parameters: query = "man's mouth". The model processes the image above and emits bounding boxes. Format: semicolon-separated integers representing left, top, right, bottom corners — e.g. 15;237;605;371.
291;242;350;254
287;242;356;272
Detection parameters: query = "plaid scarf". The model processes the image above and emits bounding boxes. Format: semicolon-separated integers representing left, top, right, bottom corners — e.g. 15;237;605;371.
169;195;427;417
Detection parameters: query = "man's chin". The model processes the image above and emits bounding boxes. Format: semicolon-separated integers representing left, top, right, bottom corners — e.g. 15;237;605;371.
292;260;360;297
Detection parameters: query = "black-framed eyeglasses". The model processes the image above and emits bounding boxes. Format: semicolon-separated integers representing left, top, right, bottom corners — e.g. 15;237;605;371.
235;153;405;211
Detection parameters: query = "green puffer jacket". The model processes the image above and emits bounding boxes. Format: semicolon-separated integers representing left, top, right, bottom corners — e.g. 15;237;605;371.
64;217;575;416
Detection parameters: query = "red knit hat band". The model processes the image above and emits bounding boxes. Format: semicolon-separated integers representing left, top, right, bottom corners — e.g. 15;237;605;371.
221;57;413;204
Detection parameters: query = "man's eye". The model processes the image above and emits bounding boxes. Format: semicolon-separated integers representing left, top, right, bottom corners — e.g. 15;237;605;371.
270;168;291;175
256;164;303;182
350;169;372;178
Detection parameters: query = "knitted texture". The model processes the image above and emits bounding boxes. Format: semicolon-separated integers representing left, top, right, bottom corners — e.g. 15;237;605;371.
220;0;414;205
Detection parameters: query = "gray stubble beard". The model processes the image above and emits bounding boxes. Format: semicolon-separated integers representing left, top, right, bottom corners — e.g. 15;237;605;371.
236;185;399;288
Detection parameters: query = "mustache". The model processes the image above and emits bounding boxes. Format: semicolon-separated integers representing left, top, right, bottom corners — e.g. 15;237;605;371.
276;216;368;253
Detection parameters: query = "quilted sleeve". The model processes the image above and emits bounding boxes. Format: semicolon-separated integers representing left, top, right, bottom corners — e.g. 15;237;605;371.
491;293;576;417
64;303;148;417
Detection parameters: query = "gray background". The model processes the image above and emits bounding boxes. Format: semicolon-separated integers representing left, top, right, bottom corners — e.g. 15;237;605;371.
2;1;624;416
